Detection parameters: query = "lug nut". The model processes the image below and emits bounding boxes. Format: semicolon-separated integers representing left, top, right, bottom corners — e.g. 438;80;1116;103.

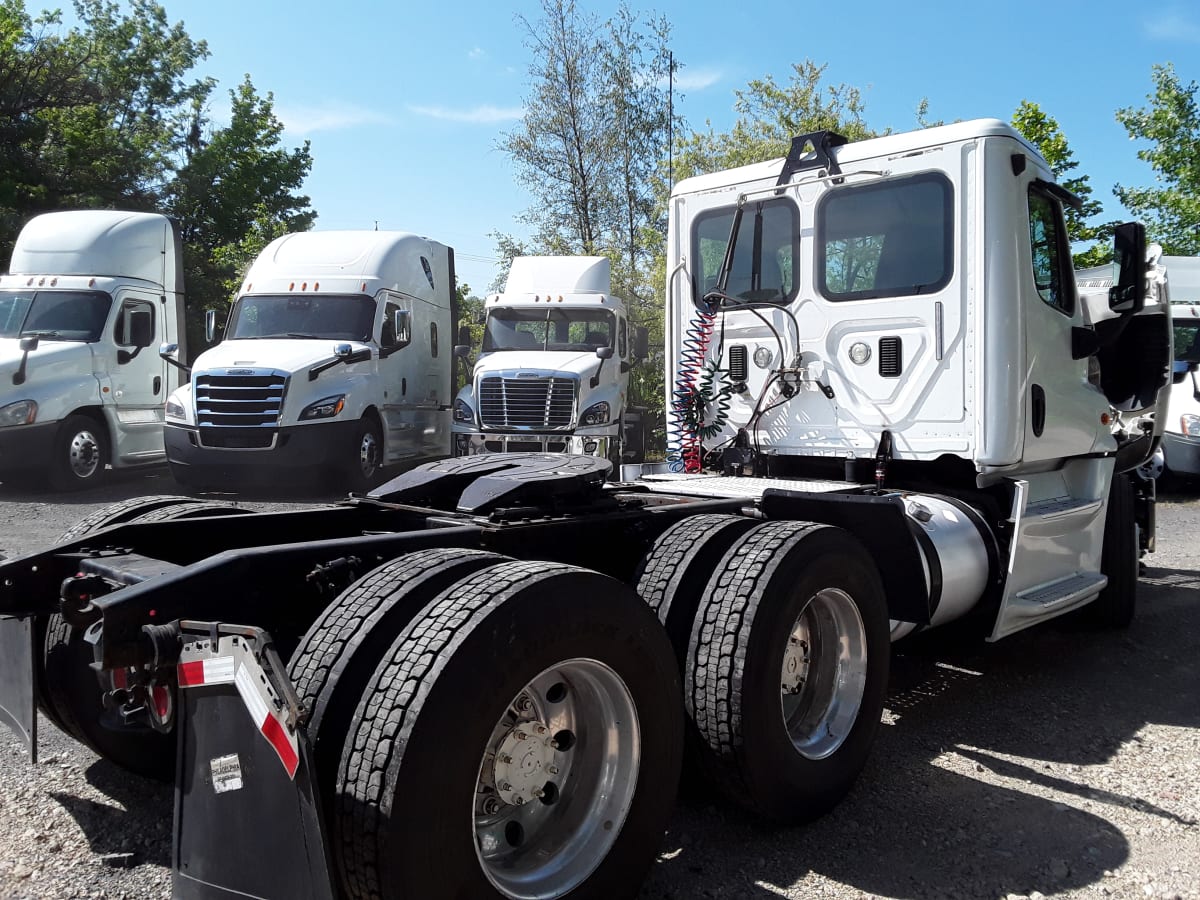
497;753;512;764
513;796;525;806
498;781;512;792
547;765;560;775
514;731;527;741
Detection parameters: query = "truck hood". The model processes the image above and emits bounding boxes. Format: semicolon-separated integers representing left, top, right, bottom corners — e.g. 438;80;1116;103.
473;350;607;380
0;339;93;388
192;339;368;375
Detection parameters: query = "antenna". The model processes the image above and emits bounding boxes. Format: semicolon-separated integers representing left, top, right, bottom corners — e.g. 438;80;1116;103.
668;51;674;188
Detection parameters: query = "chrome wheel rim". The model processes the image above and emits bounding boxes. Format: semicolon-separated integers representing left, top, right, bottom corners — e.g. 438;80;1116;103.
67;428;102;479
780;587;868;760
357;429;379;478
473;658;640;899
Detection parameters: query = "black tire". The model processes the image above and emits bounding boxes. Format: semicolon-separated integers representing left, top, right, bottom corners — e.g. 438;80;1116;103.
287;548;505;805
42;497;254;779
345;416;383;492
686;520;890;823
336;560;683;900
1078;473;1138;628
635;513;758;665
47;414;109;491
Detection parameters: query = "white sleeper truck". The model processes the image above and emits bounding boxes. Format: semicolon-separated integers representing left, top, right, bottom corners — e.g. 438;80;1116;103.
163;230;455;492
452;255;647;464
0;210;185;490
0;120;1173;900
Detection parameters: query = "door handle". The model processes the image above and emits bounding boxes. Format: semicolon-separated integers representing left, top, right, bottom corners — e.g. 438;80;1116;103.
153;376;162;396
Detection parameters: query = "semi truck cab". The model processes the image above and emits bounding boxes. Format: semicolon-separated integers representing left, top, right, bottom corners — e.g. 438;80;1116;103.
0;211;185;490
452;256;646;465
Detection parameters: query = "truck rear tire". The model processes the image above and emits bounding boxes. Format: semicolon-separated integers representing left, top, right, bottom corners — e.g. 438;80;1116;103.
336;560;682;900
41;497;255;779
287;548;506;802
686;520;890;823
1077;473;1138;629
635;513;758;665
47;414;109;491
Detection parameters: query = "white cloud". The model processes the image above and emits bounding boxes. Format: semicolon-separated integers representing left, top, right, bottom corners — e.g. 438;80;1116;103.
670;67;722;92
407;103;525;124
468;46;485;59
1144;10;1200;42
275;104;392;135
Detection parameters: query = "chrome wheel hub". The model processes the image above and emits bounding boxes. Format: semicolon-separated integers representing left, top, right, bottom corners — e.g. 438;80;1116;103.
780;587;868;761
68;429;101;479
473;659;640;899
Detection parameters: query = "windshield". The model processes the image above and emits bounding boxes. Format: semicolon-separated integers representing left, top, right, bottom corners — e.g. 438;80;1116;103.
1175;320;1200;365
0;289;113;342
226;294;376;341
482;307;614;353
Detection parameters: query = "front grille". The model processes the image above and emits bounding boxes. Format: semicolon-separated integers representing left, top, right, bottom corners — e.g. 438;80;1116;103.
198;427;275;449
194;372;287;427
478;377;576;429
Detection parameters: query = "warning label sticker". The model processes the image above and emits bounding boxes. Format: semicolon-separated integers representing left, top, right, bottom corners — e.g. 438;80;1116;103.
210;753;244;794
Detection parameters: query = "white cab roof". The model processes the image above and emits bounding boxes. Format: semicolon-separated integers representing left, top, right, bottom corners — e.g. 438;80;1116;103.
504;256;610;295
671;118;1045;197
8;210;174;286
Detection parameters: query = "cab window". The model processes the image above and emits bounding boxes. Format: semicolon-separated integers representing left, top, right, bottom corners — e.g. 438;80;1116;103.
692;199;798;304
1028;187;1075;315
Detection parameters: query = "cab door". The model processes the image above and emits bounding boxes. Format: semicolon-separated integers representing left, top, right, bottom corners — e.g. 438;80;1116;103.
105;290;167;462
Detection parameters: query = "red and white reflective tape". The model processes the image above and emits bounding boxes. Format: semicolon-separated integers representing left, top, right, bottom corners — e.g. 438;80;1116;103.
177;656;236;687
177;649;299;779
234;663;299;778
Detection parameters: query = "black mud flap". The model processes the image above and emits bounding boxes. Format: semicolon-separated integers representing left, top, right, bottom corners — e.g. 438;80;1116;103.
0;616;37;763
172;625;334;900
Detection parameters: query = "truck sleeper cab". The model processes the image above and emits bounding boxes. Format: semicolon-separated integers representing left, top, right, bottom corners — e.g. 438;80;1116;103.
164;231;455;492
453;256;647;467
0;210;185;490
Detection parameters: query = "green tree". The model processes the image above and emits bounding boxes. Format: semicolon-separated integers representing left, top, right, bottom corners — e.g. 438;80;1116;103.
165;76;315;353
1115;63;1200;256
499;0;675;427
1011;100;1113;267
672;61;876;182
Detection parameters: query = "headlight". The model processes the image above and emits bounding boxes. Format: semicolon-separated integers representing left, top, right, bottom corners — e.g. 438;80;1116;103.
300;395;346;420
580;401;610;426
453;398;474;423
0;400;37;427
1182;414;1200;438
165;395;186;420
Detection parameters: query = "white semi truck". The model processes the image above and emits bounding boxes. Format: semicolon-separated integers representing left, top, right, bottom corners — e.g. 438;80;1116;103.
451;255;647;464
0;210;186;490
0;119;1174;900
163;230;455;491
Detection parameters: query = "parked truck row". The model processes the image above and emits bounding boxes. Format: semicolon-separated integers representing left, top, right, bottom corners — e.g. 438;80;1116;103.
0;119;1178;900
0;217;647;493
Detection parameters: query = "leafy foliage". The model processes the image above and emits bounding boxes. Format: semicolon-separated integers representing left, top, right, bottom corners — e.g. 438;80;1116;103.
1115;64;1200;257
1011;100;1114;267
0;1;315;357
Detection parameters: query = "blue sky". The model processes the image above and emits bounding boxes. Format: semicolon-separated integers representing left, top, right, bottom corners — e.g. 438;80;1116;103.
165;0;1200;293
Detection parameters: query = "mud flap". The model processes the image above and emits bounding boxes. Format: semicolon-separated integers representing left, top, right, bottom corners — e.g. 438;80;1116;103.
0;616;37;763
172;626;334;900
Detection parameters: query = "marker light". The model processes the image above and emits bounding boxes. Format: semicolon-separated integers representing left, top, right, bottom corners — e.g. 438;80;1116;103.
849;342;872;366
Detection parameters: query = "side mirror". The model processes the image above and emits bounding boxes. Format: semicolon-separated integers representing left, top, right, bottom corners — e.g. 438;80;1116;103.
1110;222;1146;314
334;343;353;359
128;309;153;348
394;309;412;347
595;346;614;360
457;324;472;347
453;344;471;359
633;326;649;361
159;342;178;358
205;309;218;343
18;335;39;353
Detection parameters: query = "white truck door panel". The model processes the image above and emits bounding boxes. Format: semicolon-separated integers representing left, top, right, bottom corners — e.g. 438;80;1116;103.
105;290;168;464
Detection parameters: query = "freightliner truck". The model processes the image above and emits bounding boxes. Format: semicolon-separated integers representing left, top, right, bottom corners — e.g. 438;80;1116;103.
164;230;455;492
451;255;648;466
0;120;1174;900
0;211;187;490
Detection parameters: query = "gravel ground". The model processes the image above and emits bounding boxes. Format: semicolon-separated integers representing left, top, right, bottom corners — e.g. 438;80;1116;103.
0;469;1197;900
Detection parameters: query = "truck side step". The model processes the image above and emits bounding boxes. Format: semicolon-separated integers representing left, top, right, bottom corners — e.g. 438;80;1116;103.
995;572;1107;634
